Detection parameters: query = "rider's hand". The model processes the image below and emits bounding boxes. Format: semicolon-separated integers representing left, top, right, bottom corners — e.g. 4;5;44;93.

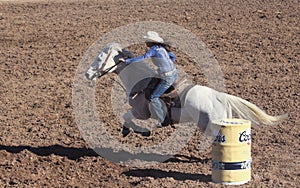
119;58;126;63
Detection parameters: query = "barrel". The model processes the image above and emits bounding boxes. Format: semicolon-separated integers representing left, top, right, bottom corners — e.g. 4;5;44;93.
211;118;251;185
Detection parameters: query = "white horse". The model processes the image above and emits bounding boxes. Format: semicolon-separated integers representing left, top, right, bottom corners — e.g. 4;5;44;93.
85;43;287;136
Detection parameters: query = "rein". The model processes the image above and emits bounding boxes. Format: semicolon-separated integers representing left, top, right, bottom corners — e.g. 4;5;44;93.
97;61;123;78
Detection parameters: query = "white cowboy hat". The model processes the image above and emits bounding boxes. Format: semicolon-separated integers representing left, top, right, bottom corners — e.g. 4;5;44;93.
143;31;164;43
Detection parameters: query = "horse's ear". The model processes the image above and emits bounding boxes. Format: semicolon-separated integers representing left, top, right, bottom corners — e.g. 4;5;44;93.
120;48;134;58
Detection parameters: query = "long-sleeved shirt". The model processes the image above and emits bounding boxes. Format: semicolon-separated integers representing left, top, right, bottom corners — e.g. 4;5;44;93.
125;45;176;74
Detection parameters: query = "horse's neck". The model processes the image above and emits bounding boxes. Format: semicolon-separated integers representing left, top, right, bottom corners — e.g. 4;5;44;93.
117;62;157;94
118;74;145;94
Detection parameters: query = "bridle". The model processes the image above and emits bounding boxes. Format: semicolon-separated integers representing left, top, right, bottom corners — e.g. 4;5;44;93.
96;48;123;79
93;47;127;94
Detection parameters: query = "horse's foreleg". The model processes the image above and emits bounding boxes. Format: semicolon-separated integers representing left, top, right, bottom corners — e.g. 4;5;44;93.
123;110;135;123
122;110;150;137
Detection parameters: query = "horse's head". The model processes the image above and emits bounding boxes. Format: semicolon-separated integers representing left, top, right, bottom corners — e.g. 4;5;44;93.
85;43;130;80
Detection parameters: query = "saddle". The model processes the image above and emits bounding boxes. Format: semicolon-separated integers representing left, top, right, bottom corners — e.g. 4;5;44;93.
146;77;180;104
130;77;182;126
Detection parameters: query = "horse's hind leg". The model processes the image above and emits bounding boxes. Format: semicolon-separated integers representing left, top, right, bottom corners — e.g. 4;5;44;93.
122;110;150;137
121;110;135;137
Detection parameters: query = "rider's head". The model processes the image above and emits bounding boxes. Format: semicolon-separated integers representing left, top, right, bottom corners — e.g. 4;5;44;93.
145;41;156;48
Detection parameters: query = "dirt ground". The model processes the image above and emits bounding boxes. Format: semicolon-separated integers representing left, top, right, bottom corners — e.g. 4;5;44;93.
0;0;299;187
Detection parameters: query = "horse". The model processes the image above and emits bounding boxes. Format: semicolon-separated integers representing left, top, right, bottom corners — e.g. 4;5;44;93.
85;43;287;137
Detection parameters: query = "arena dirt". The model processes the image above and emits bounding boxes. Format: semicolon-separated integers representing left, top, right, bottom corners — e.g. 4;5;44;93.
0;0;299;187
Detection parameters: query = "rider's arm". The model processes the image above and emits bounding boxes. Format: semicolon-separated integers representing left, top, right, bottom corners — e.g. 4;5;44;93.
125;48;155;64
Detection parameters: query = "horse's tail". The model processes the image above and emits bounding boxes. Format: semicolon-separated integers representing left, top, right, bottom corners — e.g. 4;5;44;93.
225;94;288;125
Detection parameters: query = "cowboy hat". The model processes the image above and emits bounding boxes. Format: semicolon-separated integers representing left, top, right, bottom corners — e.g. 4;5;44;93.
143;31;164;43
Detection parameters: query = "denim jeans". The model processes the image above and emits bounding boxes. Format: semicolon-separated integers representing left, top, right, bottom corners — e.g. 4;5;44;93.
149;70;178;123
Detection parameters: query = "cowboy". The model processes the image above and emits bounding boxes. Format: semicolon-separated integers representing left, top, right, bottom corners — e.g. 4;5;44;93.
119;31;178;128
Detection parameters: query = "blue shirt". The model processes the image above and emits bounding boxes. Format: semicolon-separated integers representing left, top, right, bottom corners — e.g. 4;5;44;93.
125;45;176;74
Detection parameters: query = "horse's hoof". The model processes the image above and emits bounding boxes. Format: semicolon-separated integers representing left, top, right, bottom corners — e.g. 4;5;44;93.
122;127;131;137
141;131;151;137
162;118;173;127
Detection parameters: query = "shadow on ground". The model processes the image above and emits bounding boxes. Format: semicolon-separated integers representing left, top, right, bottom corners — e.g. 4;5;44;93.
124;168;211;182
0;144;98;160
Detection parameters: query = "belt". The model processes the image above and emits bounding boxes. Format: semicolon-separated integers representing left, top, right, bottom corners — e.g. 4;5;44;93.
159;69;177;76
